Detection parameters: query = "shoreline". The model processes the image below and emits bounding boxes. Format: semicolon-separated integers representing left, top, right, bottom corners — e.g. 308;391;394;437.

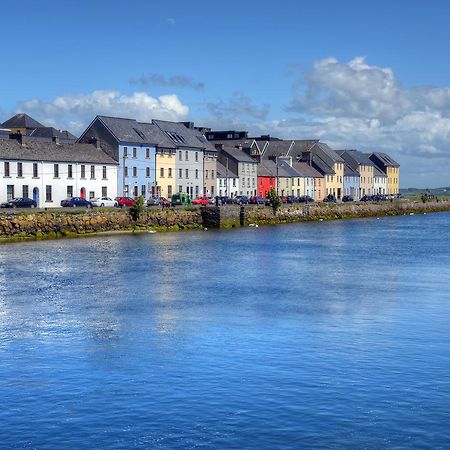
0;200;449;244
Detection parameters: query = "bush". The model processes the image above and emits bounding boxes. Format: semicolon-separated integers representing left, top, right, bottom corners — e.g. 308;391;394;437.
268;189;281;213
129;196;145;221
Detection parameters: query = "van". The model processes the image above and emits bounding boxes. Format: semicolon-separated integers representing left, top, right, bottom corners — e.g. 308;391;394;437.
171;193;192;206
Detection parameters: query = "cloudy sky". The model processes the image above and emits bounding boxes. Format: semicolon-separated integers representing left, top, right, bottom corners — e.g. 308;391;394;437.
1;0;450;187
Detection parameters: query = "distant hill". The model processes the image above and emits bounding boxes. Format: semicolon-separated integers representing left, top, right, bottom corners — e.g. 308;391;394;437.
401;187;450;196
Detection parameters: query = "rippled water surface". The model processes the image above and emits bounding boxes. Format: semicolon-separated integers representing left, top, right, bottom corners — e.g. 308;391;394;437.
1;212;450;449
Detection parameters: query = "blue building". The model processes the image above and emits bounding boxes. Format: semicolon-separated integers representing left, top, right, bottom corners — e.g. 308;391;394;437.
78;116;175;199
343;163;360;199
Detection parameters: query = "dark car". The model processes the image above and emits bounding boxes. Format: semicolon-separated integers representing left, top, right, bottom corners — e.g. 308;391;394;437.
342;195;354;202
115;196;135;208
60;197;92;208
249;196;265;205
323;194;337;203
215;196;233;205
233;195;249;205
1;197;37;208
298;195;315;203
285;196;300;204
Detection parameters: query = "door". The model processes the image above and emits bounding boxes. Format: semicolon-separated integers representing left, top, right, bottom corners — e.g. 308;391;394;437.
32;187;40;206
80;187;86;199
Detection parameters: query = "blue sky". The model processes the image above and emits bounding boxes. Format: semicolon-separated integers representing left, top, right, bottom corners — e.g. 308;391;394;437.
1;0;450;187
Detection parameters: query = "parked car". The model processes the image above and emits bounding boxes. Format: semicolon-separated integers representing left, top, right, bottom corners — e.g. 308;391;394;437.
342;195;354;202
192;197;210;205
298;195;315;203
61;197;92;208
1;197;37;208
170;193;191;206
233;195;249;205
91;197;118;207
323;194;337;203
249;196;265;205
115;196;135;208
147;196;169;207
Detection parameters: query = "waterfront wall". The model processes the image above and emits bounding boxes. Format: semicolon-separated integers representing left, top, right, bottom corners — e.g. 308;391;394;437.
0;200;449;241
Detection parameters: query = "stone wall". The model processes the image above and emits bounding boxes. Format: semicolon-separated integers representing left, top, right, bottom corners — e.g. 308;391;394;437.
0;208;203;241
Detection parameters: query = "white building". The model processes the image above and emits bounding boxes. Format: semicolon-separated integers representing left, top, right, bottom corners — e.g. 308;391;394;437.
216;161;239;198
373;166;387;195
0;136;118;207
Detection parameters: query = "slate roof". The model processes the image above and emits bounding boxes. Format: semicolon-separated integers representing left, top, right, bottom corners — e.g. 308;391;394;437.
28;127;77;141
2;113;45;129
292;161;324;178
310;142;344;164
261;140;294;159
337;150;373;168
88;116;176;148
153;119;217;152
221;146;258;163
290;140;320;159
0;139;117;164
373;166;387;178
369;152;400;168
311;156;335;175
258;161;277;177
343;163;360;177
216;161;238;178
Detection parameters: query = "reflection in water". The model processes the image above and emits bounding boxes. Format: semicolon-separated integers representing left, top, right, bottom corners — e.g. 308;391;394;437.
0;213;450;448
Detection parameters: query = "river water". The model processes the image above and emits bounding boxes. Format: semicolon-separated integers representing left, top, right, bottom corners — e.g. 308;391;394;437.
1;212;450;449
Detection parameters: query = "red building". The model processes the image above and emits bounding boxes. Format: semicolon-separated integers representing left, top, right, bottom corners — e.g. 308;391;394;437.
257;162;277;198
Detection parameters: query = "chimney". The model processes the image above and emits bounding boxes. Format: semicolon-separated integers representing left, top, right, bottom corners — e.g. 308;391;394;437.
92;137;101;149
52;136;60;144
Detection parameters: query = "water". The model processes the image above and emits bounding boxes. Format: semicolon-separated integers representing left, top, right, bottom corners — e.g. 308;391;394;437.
1;212;450;449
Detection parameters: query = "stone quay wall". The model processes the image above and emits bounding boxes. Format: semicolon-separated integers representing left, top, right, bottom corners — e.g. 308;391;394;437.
0;200;449;242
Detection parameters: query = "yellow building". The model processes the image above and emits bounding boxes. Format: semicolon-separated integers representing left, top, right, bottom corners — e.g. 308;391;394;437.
203;153;217;197
155;150;176;198
337;150;375;198
369;153;400;195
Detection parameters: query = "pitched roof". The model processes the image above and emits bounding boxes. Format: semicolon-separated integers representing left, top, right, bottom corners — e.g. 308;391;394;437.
292;161;324;178
374;166;387;178
261;140;294;159
221;146;257;163
310;142;344;164
28;127;77;141
216;161;238;178
153;119;217;151
0;139;117;164
343;163;359;177
2;113;45;129
258;160;277;177
337;149;373;167
87;116;176;148
369;152;400;168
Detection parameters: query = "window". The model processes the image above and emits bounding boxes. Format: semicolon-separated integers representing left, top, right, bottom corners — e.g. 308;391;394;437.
133;186;138;197
178;185;182;193
81;165;86;178
102;166;107;179
179;168;182;178
7;185;14;200
90;165;95;179
160;167;165;178
102;186;107;197
54;164;59;178
68;164;73;178
185;168;189;178
4;162;10;177
185;151;189;161
205;170;209;179
133;148;137;158
133;167;137;177
125;166;129;177
252;178;255;188
195;152;198;162
146;148;150;158
195;169;199;179
22;185;29;198
168;185;172;196
146;167;150;177
195;186;199;197
123;147;128;157
124;185;129;196
67;186;73;198
33;163;38;178
89;191;95;199
233;179;236;187
45;185;52;202
179;151;182;161
211;170;214;179
168;168;172;178
141;185;146;196
17;162;23;177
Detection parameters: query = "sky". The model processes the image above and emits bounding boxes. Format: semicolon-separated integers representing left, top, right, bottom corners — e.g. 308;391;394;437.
1;0;450;187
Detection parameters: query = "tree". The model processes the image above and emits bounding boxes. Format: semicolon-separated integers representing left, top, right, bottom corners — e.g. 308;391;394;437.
129;196;145;222
268;188;281;213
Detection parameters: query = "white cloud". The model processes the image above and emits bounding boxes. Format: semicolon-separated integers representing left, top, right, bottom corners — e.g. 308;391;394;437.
17;90;189;134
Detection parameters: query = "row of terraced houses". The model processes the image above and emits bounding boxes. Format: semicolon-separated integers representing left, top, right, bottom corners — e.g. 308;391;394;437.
0;113;400;207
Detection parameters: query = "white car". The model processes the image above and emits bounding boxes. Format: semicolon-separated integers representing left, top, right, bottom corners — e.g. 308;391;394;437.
91;197;118;207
